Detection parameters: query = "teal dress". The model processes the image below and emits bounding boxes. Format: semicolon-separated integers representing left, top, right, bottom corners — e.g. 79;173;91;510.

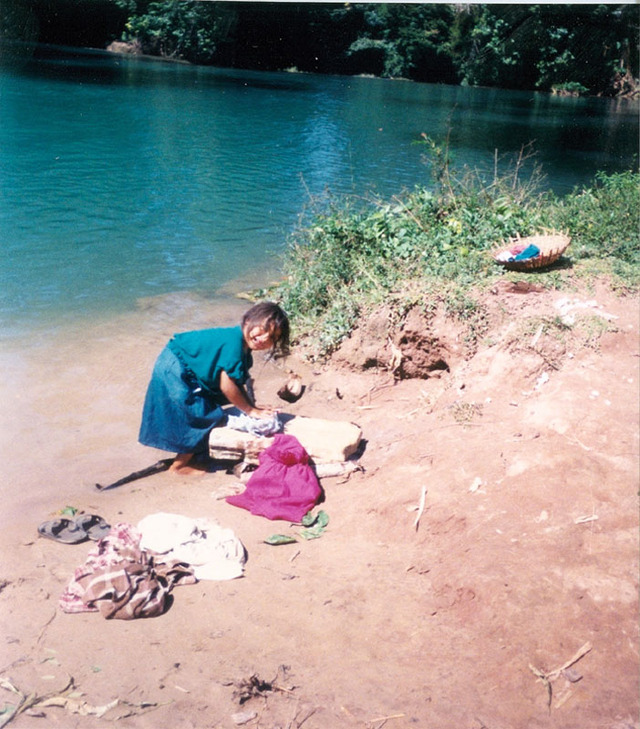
139;326;252;454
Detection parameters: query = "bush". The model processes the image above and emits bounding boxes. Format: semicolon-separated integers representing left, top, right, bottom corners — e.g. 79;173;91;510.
550;171;639;266
551;82;588;96
122;1;234;63
262;163;638;358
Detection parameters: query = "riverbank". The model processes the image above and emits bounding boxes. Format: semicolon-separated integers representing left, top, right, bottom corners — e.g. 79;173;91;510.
0;278;637;728
43;41;640;100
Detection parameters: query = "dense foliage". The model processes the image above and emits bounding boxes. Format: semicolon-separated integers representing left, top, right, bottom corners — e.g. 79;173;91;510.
7;2;638;96
259;153;639;356
449;4;638;96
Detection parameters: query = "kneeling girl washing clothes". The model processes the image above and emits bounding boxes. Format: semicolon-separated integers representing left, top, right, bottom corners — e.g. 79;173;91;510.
139;301;289;474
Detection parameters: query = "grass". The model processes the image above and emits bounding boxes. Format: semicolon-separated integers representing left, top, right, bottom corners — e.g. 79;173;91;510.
449;401;484;424
255;148;639;359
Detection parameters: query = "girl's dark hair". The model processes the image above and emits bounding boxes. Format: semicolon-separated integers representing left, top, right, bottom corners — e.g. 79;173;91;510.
242;301;290;356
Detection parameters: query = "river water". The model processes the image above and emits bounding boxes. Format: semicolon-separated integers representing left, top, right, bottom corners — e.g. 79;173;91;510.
1;47;638;340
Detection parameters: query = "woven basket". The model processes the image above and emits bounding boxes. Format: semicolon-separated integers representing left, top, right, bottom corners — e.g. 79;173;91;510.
492;232;571;271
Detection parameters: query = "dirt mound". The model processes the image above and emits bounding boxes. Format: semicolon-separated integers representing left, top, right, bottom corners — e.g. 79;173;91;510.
331;279;604;385
332;303;467;378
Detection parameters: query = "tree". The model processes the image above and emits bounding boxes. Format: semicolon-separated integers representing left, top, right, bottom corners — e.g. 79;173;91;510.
27;0;129;48
120;0;236;64
449;4;638;95
346;4;458;81
16;1;637;97
0;0;39;68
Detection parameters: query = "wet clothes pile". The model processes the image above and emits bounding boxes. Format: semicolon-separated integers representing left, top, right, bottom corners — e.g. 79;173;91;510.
225;408;282;437
226;434;321;522
59;523;195;619
60;516;246;620
137;512;246;581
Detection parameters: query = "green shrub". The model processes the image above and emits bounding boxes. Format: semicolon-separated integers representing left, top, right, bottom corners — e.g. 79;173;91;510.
551;82;589;96
264;165;639;358
549;171;640;266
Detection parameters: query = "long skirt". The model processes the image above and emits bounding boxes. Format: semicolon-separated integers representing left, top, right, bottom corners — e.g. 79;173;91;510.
138;346;225;454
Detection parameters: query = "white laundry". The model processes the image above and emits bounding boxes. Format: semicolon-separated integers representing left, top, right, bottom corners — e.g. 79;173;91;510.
137;512;246;581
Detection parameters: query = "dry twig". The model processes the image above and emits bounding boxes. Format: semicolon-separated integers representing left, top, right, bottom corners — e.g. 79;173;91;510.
414;485;427;532
529;641;593;710
289;705;318;728
367;712;405;729
0;675;74;728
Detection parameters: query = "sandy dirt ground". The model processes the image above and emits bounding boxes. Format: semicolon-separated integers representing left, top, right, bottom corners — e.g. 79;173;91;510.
0;283;638;729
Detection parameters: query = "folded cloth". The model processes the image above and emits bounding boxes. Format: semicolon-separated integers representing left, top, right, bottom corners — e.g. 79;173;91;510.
59;523;196;619
512;244;540;261
226;434;322;522
137;513;246;581
495;244;541;263
80;550;194;620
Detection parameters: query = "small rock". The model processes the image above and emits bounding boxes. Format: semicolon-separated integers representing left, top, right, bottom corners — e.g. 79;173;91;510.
469;477;483;493
562;667;583;683
278;374;303;403
232;710;258;725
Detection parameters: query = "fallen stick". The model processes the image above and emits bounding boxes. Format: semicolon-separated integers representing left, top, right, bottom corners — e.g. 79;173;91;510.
529;641;593;710
414;485;427;532
545;641;593;681
95;458;174;491
368;712;405;727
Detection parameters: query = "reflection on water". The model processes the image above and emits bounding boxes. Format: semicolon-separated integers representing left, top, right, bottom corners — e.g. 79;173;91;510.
1;47;637;339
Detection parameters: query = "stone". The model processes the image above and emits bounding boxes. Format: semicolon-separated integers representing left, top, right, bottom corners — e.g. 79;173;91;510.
283;415;362;463
209;416;362;465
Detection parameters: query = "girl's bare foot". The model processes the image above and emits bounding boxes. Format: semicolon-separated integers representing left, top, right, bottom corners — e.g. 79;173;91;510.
168;453;205;476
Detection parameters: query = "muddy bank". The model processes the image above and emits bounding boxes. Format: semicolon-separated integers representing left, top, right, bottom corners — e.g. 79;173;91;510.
0;283;638;728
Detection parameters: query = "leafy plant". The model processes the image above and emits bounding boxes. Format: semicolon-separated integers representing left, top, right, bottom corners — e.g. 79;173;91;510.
551;171;640;267
551;81;588;96
121;0;235;63
260;138;638;360
264;510;330;545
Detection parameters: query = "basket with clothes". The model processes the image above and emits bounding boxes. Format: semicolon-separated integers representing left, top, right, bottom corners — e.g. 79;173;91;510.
493;232;571;271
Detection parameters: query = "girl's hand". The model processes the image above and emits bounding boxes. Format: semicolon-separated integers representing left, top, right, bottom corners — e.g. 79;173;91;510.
247;405;278;419
219;371;278;419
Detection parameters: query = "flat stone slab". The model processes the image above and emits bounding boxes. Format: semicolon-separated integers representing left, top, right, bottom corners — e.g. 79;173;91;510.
209;415;362;465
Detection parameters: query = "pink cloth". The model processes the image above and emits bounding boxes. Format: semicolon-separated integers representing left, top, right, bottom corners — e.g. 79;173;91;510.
226;434;321;521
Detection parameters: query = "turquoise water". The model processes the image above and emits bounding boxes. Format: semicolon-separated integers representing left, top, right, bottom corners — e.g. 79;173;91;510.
1;48;638;338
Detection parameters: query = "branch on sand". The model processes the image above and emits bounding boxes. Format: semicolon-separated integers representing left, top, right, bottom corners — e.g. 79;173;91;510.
529;641;593;711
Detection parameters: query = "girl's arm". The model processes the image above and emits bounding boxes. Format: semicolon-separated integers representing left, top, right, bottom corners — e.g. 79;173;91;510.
219;370;275;418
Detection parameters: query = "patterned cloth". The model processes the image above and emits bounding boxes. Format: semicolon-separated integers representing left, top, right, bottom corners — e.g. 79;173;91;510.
59;523;196;620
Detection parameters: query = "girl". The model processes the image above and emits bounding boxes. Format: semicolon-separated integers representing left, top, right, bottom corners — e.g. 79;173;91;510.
139;301;290;474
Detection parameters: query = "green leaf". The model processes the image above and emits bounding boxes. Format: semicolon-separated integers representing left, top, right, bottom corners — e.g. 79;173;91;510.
315;510;330;528
301;510;330;528
299;511;329;540
299;527;324;540
264;534;298;546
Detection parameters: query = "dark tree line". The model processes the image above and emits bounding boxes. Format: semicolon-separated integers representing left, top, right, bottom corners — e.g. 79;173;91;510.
2;1;638;96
